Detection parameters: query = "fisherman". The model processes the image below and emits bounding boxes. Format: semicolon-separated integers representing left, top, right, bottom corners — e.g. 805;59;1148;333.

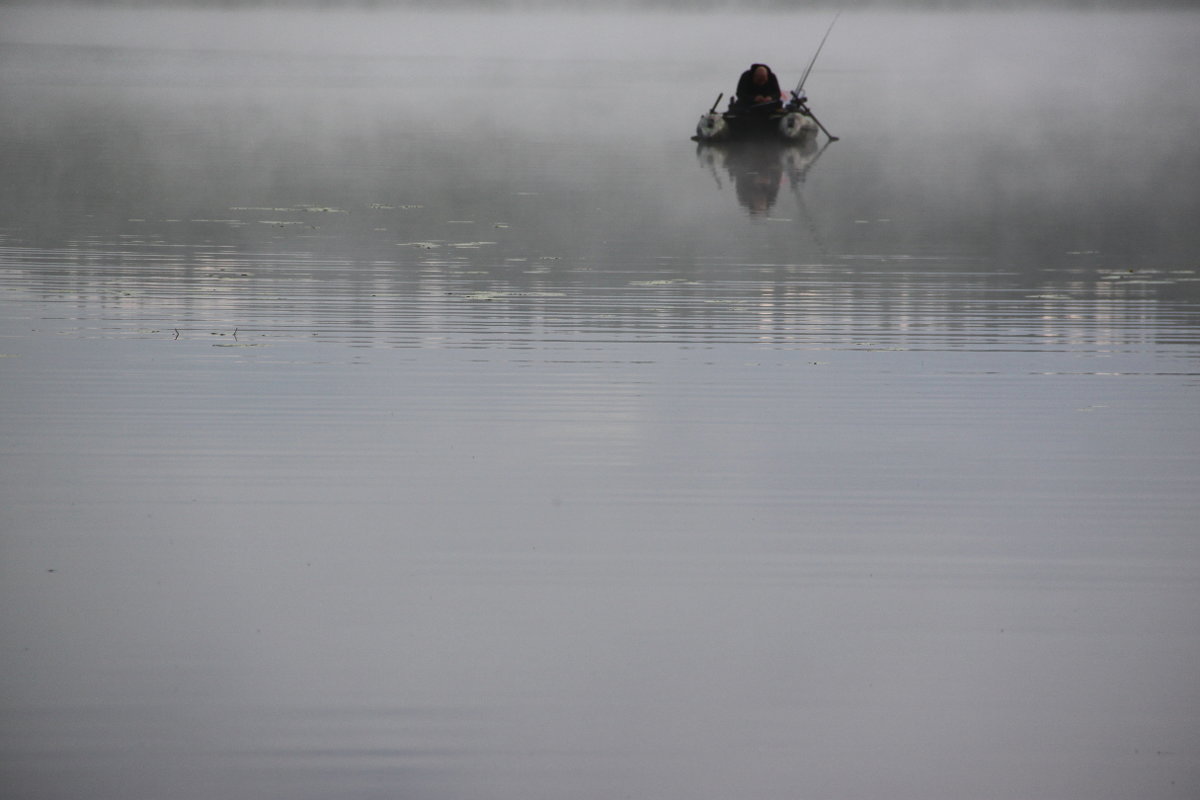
732;63;784;113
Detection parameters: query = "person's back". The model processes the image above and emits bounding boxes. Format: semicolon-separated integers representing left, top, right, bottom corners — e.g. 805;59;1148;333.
733;63;783;112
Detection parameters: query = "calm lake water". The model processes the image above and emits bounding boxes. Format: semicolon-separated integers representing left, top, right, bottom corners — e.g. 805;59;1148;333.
2;7;1199;800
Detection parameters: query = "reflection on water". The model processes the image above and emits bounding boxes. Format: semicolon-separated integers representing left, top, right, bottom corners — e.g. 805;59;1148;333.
2;8;1199;800
696;137;829;217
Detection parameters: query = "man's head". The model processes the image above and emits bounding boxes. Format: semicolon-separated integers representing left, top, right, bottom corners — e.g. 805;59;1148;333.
752;65;770;86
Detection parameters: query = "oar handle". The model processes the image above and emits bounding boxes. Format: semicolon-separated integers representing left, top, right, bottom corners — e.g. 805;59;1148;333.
708;93;723;114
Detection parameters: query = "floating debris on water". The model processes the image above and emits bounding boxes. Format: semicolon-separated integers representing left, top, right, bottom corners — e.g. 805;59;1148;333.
447;290;565;302
1099;268;1177;284
231;205;346;215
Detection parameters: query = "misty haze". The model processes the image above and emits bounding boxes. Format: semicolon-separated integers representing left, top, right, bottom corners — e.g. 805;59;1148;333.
1;3;1198;800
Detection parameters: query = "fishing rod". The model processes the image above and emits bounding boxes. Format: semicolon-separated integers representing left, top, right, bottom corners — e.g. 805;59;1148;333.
793;11;841;101
789;12;842;141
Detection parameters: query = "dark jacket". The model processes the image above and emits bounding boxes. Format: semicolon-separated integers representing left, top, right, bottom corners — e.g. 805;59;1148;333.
734;64;783;109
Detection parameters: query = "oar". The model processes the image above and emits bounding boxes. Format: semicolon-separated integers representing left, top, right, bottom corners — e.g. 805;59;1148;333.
799;102;839;142
708;93;723;114
737;96;837;141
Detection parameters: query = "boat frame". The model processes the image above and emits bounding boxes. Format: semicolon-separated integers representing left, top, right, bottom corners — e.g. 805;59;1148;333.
693;106;817;144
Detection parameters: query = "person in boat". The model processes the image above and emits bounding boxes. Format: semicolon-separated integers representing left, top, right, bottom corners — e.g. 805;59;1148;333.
732;63;784;113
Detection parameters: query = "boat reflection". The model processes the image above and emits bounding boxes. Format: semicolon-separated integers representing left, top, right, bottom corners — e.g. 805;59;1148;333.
696;138;827;217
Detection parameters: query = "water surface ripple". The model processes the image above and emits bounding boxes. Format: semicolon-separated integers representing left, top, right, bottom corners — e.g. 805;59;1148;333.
2;8;1199;800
